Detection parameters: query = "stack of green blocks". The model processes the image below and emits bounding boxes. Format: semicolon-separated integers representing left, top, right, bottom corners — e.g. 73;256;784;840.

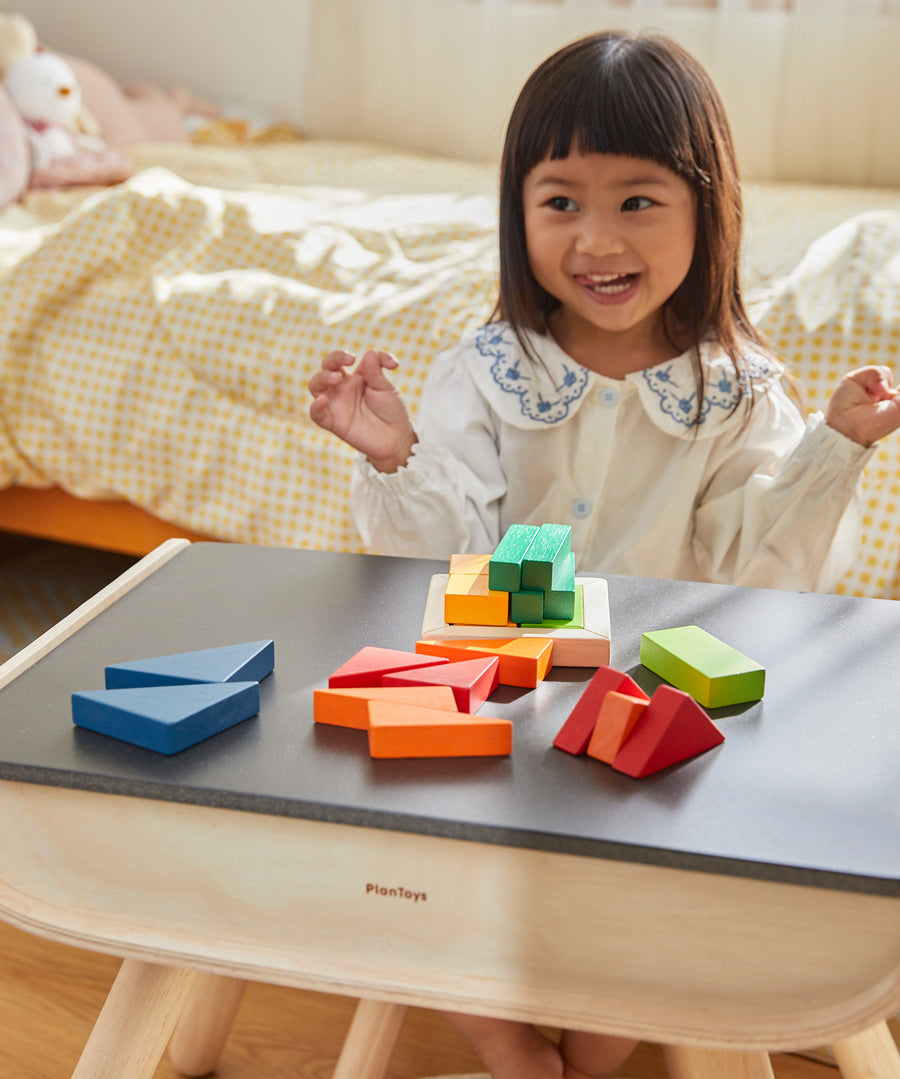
489;524;578;626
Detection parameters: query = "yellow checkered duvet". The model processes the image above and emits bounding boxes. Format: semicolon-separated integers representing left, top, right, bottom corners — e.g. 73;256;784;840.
0;141;897;597
0;143;498;554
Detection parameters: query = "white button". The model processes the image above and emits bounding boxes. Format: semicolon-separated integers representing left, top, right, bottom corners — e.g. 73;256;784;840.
599;386;620;407
572;498;591;519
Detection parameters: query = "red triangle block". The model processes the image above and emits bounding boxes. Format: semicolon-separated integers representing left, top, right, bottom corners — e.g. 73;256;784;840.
381;656;500;712
611;685;724;778
328;646;448;688
553;666;649;755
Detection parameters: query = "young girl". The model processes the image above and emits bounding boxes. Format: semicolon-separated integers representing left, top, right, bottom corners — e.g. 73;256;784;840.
309;30;899;599
309;30;900;1078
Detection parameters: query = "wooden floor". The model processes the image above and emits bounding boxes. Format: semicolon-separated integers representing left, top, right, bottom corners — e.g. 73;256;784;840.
0;920;861;1079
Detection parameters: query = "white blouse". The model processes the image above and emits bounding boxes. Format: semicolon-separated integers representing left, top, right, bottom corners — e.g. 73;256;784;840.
351;322;873;592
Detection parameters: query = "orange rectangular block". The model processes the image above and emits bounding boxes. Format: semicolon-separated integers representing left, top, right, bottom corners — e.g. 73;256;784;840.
313;685;458;730
586;692;648;764
367;700;512;758
416;637;553;688
444;573;510;626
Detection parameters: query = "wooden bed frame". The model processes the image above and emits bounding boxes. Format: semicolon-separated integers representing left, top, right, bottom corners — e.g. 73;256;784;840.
0;486;213;557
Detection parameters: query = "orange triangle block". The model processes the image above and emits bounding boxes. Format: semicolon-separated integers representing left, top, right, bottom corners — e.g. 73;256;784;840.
381;656;500;712
553;666;649;755
367;700;513;758
611;685;724;778
313;685;458;730
415;638;552;688
587;692;648;765
328;646;448;688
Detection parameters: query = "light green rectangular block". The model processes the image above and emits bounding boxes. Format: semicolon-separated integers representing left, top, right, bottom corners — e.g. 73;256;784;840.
543;552;576;620
522;585;584;630
521;523;571;591
640;625;765;708
489;524;538;592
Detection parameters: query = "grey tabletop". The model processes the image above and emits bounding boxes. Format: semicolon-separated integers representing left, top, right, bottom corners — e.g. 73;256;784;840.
0;542;897;896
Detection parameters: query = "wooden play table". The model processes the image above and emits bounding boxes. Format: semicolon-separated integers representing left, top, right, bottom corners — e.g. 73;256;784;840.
0;540;897;1079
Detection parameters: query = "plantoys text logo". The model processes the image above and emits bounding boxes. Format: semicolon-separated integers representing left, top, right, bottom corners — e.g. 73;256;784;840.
366;882;427;903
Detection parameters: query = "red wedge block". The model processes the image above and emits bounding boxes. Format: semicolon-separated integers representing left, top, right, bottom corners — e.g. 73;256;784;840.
611;685;725;778
328;646;448;688
553;666;649;755
381;656;500;712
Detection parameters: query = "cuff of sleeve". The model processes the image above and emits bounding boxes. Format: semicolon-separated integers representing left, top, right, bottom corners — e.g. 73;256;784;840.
805;410;876;468
354;439;447;487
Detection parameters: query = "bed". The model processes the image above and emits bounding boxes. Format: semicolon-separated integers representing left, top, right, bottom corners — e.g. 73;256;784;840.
0;0;898;602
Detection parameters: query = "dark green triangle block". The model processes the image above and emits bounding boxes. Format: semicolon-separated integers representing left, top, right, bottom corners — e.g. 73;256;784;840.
105;640;274;690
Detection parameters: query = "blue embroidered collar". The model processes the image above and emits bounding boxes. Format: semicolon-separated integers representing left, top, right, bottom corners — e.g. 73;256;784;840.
466;322;782;434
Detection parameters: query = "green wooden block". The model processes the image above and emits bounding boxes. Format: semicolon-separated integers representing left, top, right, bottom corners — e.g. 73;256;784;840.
509;588;544;625
489;524;538;592
640;625;765;708
522;585;584;629
521;523;571;591
543;552;576;620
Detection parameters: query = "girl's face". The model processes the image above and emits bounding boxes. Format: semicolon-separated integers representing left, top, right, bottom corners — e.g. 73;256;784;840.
522;151;697;375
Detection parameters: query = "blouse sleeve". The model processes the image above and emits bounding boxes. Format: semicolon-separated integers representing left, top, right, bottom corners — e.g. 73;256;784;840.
350;348;507;559
693;390;874;592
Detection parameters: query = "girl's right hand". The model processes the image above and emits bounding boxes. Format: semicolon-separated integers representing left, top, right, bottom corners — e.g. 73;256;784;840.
308;349;417;473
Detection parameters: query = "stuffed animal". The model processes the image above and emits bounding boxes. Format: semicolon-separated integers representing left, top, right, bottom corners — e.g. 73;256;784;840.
3;50;101;171
0;13;130;189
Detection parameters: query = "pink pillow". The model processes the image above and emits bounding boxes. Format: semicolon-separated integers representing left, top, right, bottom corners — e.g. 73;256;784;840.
63;53;153;147
0;83;30;207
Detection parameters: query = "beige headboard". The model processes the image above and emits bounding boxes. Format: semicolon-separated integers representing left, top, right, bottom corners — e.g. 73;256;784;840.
12;0;900;186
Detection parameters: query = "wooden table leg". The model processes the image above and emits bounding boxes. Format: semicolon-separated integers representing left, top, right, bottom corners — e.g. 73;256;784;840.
832;1019;900;1079
167;973;248;1077
663;1045;775;1079
331;998;407;1079
71;959;198;1079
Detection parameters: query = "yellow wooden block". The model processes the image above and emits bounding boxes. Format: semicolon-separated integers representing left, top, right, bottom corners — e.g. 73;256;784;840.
444;572;510;626
449;553;491;575
416;637;553;688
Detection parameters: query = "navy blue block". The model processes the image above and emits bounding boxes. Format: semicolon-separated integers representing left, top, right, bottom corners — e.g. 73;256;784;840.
72;681;260;755
105;640;274;689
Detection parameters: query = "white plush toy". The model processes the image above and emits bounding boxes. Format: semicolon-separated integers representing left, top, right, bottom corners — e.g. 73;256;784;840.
4;50;104;171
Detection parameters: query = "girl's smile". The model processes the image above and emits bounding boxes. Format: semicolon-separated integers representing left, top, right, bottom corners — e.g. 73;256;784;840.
522;152;697;377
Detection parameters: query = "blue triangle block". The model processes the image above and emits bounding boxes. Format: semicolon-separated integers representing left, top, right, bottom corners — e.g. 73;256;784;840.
73;682;260;755
104;640;274;689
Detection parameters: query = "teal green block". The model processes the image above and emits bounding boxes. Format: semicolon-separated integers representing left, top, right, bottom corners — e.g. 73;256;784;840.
521;523;571;591
489;524;538;592
522;585;584;629
640;625;765;708
509;588;544;625
543;552;576;620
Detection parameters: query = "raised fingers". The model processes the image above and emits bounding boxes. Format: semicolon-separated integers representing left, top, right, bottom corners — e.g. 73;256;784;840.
308;350;356;396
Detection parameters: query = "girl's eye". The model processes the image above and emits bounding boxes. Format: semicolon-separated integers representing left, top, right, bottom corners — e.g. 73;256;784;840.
547;196;578;213
622;195;654;212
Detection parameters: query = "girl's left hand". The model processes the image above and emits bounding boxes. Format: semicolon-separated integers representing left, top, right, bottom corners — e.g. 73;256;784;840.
825;366;900;447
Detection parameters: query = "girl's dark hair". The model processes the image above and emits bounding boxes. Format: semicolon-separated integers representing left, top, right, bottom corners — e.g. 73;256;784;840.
496;31;768;399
